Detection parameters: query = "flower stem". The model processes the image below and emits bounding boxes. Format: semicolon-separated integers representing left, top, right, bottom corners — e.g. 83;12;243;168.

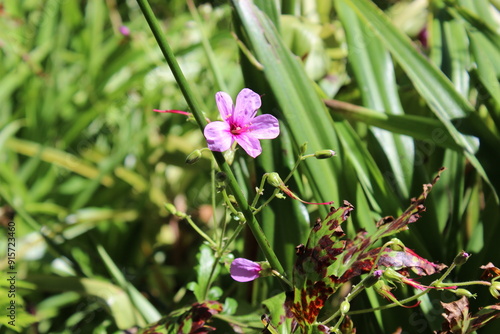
252;150;309;214
136;0;285;278
347;288;430;315
271;270;293;289
221;188;241;217
165;204;218;248
439;280;491;287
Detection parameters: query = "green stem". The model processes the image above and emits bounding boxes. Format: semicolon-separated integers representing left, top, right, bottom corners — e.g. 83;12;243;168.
221;224;245;255
432;262;456;285
439;280;491;287
136;0;285;277
169;209;218;249
252;150;308;214
221;187;241;217
252;188;280;215
322;277;367;325
347;288;430;315
346;260;465;316
211;159;221;247
185;215;218;248
271;270;293;289
250;173;269;209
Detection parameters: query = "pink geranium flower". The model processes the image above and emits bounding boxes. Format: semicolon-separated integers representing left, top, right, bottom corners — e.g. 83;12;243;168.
230;258;262;282
204;88;280;158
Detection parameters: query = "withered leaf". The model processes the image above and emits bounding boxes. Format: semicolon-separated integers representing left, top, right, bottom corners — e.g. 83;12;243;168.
138;301;223;334
480;262;500;280
434;297;500;334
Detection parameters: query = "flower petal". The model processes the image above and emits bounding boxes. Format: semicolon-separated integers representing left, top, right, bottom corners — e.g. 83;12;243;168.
215;91;234;120
248;114;280;139
235;133;262;158
230;258;262;282
233;88;261;124
204;121;233;152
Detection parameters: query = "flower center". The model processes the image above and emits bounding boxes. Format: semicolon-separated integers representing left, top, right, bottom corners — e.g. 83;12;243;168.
230;124;246;135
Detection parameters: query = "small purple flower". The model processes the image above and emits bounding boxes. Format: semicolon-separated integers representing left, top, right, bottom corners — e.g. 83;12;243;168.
119;25;130;37
230;258;262;282
204;88;280;158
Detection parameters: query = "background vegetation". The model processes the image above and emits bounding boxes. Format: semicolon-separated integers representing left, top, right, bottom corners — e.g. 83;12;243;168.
0;0;499;333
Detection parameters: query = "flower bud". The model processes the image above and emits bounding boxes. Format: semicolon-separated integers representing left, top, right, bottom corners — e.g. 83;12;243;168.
164;203;178;215
489;281;500;299
382;268;404;283
389;238;405;251
363;270;383;288
223;149;235;165
299;142;308;155
453;251;470;266
186;150;202;164
230;258;262;282
373;280;394;300
316;324;331;333
314;150;336;159
233;212;245;222
215;171;227;183
452;289;476;298
340;300;350;314
266;172;283;188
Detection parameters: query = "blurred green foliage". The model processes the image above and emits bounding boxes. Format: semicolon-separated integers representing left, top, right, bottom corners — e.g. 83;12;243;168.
0;0;499;333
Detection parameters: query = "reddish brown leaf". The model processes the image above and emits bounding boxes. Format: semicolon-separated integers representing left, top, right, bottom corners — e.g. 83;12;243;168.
293;202;353;288
434;297;500;334
435;296;470;334
138;301;223;334
480;262;500;280
374;168;444;240
287;171;444;331
286;281;334;326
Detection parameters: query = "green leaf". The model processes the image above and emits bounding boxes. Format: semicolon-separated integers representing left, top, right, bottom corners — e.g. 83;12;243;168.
340;0;496;198
325;99;465;151
469;30;500;120
193;243;219;302
26;276;138;329
336;0;414;198
262;292;292;334
95;240;161;324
